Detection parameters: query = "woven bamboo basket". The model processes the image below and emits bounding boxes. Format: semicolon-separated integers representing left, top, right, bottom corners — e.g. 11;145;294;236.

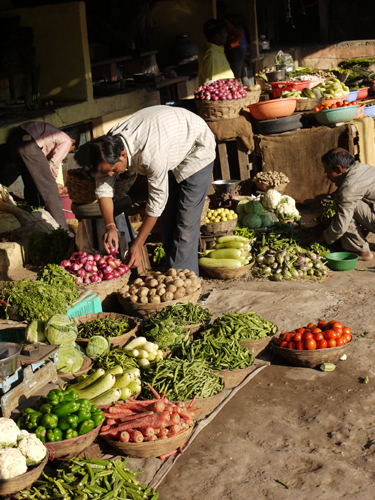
254;180;289;193
117;287;202;320
240;333;277;357
213;363;255;389
74;271;131;310
179;388;225;421
274;340;351;368
182;323;203;335
45;424;102;460
295;97;324;111
0;452;48;497
66;170;137;204
102;425;194;458
200;198;210;225
202;217;237;235
195;90;261;122
199;260;254;280
72;312;139;348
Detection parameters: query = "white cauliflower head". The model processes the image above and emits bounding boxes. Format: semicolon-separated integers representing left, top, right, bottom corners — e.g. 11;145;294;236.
276;202;300;217
0;448;27;479
17;432;46;465
0;417;21;447
278;195;296;208
261;190;282;211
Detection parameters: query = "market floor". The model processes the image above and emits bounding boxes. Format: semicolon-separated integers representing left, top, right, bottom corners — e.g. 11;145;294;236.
158;244;375;500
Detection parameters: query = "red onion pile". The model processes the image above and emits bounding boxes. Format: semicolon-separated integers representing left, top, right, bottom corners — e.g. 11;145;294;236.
60;249;130;286
194;78;247;101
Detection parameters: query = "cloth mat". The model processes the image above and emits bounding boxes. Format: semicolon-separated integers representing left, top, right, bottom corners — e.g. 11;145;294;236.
348;116;375;167
207;113;254;151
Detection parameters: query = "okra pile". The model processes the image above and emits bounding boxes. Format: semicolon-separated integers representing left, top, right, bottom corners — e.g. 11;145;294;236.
204;312;278;341
18;456;159;500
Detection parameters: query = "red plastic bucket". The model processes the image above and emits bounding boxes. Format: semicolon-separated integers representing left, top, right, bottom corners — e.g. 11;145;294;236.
60;194;73;220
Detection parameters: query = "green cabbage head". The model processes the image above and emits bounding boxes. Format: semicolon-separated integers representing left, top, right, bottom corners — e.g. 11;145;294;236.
55;344;83;374
243;214;262;229
244;201;263;215
45;314;78;346
260;214;273;227
25;320;46;344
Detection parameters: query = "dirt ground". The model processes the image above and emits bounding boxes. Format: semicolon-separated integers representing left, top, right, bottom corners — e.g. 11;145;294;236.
158;238;375;500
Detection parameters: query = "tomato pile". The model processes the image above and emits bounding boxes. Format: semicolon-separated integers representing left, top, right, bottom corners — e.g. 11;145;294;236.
275;320;352;350
314;100;359;112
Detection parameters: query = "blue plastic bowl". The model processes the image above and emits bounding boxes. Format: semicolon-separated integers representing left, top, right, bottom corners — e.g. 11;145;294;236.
315;105;358;125
364;105;375;118
347;90;359;103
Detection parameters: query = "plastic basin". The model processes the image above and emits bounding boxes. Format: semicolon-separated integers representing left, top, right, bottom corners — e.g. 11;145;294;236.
347;90;359;103
357;87;370;100
325;252;359;271
248;99;296;121
364;105;375;118
315;105;358;125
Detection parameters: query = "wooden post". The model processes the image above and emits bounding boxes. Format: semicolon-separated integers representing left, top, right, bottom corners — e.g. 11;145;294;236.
212;0;216;19
246;0;259;59
318;0;329;43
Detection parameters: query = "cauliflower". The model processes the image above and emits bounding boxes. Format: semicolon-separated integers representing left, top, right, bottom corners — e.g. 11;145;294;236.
0;448;27;479
0;417;21;447
276;202;300;218
17;431;46;465
261;189;282;211
278;195;296;208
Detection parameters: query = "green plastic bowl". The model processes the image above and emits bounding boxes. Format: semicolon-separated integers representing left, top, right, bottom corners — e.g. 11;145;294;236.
315;105;358;125
325;252;359;271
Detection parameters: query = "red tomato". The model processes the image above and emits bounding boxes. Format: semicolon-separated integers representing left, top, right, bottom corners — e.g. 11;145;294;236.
284;333;294;343
287;342;296;350
343;100;349;104
313;107;320;112
336;102;343;107
293;332;302;342
305;339;317;350
324;329;337;340
275;337;283;346
326;320;336;329
280;341;288;348
327;339;337;348
317;339;328;349
295;341;305;351
330;104;337;109
343;103;349;106
321;101;327;106
336;337;345;347
311;328;322;334
306;322;316;330
297;328;306;334
332;322;344;330
303;332;313;340
345;334;352;342
343;327;352;335
317;320;326;329
313;332;324;342
352;101;358;105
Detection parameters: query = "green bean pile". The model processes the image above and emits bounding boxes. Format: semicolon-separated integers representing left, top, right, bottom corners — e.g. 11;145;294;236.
205;312;277;341
173;335;254;371
18;456;158;500
314;200;336;222
145;303;212;327
78;317;130;339
93;349;138;372
142;358;224;401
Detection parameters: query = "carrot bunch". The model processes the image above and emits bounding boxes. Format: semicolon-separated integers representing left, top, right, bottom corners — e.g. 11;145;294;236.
100;384;199;459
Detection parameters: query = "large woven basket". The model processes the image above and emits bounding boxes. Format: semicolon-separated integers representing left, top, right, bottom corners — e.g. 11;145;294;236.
117;287;201;320
254;180;289;193
72;312;139;348
74;271;131;310
200;198;210;225
296;97;324;111
66;169;137;204
202;217;237;235
102;425;194;458
195;90;261;122
199;260;254;280
0;452;48;497
179;388;225;421
213;363;255;389
274;340;351;368
240;333;277;357
45;424;102;460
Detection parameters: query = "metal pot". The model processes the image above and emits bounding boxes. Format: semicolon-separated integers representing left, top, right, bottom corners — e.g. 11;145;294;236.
211;180;241;194
0;342;22;378
265;69;286;82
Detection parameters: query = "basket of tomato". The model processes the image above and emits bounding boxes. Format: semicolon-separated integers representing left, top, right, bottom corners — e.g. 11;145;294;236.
274;319;352;368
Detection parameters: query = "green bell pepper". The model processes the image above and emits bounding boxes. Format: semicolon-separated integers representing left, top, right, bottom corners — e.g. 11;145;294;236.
34;396;47;411
91;411;105;427
41;413;58;429
75;409;91;424
22;408;36;415
46;428;63;443
62;389;79;401
17;417;26;430
77;419;95;436
52;401;80;417
58;414;79;431
35;426;46;444
24;411;43;430
40;403;53;415
76;399;91;412
47;389;64;406
64;429;78;440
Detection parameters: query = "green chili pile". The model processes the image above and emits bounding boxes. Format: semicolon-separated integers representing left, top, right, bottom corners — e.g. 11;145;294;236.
205;312;277;341
93;349;139;372
18;455;159;500
142;358;223;401
146;303;211;326
78;317;130;339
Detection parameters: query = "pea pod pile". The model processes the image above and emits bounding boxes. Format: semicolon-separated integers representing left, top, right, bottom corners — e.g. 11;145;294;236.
18;388;105;443
94;349;140;372
18;456;159;500
142;358;224;401
205;312;277;340
314;200;336;222
78;317;131;339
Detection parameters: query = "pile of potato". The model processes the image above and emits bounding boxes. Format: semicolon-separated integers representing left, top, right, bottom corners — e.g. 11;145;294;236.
119;268;202;304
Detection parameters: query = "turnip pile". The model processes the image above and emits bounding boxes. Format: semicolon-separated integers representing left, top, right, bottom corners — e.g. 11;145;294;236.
194;78;248;101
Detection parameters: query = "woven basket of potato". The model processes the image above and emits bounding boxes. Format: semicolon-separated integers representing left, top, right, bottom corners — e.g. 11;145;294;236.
117;268;202;320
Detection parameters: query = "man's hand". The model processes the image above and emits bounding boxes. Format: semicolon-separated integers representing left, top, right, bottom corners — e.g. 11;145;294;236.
57;184;67;195
103;227;118;253
124;239;143;269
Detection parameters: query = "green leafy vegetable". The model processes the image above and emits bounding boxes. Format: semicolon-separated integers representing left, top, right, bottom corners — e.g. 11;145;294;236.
152;244;166;264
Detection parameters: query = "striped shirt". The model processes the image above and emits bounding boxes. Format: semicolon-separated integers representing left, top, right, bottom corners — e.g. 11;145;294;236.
95;105;216;217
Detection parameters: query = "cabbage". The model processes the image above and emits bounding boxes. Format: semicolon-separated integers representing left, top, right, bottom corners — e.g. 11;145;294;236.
244;201;263;215
86;336;110;360
260;214;273;227
25;320;46;344
235;199;249;214
55;344;84;374
243;214;262;229
44;314;78;346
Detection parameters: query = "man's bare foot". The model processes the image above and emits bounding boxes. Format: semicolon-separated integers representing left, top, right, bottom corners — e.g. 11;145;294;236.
356;251;373;261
